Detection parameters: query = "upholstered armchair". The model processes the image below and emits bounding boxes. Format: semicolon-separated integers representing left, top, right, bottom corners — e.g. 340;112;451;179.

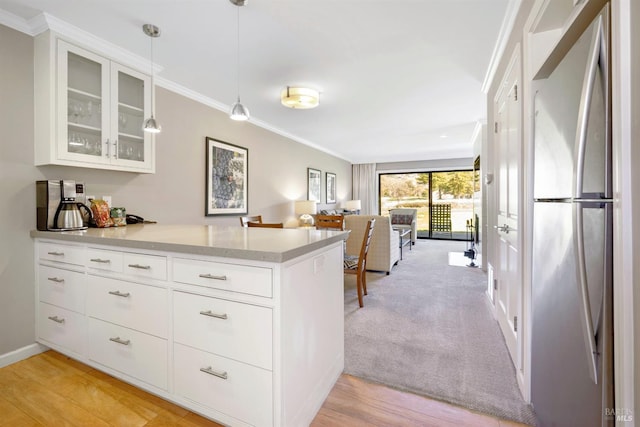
344;215;399;274
389;208;418;244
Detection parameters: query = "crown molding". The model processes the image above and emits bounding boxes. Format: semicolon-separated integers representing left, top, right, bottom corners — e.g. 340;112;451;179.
470;120;486;144
42;13;161;75
156;77;352;163
0;8;34;34
0;9;161;75
481;0;524;94
3;8;350;162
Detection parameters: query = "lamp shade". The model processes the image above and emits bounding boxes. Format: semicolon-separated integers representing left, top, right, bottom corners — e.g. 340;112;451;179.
344;200;361;211
295;200;317;215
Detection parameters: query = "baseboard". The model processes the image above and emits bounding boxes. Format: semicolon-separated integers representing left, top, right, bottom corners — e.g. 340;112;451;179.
0;343;49;368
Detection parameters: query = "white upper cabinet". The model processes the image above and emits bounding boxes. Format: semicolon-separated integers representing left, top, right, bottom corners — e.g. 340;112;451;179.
35;32;155;173
529;0;607;79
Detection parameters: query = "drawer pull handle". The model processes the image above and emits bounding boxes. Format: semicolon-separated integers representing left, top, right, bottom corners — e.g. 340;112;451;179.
47;277;65;283
198;273;227;281
90;258;111;264
108;290;130;298
128;263;151;270
47;251;64;256
47;316;65;324
199;310;228;320
109;337;130;346
200;366;228;380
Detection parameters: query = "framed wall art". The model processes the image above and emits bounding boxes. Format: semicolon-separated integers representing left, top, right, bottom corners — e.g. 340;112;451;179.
307;168;321;202
326;172;336;203
205;137;248;216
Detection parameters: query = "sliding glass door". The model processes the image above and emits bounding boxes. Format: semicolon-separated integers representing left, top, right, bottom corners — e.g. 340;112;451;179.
379;170;474;240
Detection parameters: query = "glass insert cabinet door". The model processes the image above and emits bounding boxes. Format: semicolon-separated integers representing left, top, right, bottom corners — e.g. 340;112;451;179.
56;40;152;171
112;69;148;163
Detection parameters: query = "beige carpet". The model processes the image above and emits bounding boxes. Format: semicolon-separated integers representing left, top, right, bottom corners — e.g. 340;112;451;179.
343;239;537;426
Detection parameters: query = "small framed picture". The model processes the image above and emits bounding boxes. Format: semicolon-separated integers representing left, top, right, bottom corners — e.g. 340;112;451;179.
326;172;336;204
307;168;321;202
205;137;248;216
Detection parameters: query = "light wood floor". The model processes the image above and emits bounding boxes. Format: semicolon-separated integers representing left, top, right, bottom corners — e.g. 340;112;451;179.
0;351;529;426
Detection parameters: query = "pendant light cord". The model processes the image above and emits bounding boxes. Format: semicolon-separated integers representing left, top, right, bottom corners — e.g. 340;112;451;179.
236;5;240;101
150;32;155;116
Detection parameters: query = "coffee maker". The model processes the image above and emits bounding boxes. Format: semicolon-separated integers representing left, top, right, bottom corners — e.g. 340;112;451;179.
36;180;91;231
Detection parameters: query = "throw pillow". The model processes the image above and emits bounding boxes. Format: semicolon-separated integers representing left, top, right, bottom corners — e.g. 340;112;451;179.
392;214;413;225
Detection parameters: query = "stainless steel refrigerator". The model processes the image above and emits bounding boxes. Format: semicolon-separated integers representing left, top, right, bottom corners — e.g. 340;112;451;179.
531;4;614;427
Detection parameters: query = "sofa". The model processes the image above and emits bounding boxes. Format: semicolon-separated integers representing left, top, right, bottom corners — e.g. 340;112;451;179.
344;215;400;274
389;208;418;244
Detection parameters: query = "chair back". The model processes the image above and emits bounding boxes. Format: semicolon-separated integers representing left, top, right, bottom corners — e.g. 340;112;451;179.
316;214;344;230
239;215;262;227
357;219;376;272
247;221;283;228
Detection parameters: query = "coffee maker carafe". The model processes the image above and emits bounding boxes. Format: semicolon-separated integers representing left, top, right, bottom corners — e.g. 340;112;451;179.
36;180;91;231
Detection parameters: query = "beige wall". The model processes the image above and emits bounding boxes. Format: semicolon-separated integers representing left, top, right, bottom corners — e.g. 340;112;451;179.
0;23;351;355
0;24;37;355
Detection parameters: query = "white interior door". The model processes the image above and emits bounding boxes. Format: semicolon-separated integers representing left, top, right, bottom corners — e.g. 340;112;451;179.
494;49;522;373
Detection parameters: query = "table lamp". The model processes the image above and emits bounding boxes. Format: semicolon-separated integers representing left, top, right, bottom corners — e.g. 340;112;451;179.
295;200;317;227
344;199;361;214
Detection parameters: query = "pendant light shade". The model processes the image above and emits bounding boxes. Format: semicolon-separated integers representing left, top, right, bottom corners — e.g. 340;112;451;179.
143;24;161;133
143;116;161;133
229;0;249;121
230;98;250;121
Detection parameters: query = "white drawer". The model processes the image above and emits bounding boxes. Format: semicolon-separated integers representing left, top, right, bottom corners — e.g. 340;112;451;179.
38;302;85;355
88;318;167;390
87;276;167;338
38;265;86;313
86;248;123;272
174;343;272;427
38;241;84;266
173;258;272;298
123;253;167;281
173;291;272;370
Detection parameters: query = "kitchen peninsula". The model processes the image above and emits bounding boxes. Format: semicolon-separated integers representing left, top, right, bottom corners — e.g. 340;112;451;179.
31;224;349;427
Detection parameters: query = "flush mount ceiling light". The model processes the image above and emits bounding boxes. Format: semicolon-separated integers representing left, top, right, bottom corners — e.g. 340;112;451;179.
280;86;320;109
142;24;161;133
229;0;249;121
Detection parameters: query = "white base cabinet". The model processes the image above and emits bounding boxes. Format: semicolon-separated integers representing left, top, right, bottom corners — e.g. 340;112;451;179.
174;343;273;427
34;238;344;427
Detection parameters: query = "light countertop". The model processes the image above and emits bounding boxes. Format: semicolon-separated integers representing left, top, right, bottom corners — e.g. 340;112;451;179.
31;224;349;263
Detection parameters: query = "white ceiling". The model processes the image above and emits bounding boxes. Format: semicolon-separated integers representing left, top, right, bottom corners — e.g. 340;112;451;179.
0;0;512;164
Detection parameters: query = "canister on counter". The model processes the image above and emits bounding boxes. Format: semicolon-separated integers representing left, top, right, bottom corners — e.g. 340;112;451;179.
110;207;127;227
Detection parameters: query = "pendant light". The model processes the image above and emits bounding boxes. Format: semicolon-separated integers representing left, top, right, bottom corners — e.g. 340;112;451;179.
143;24;162;133
229;0;250;121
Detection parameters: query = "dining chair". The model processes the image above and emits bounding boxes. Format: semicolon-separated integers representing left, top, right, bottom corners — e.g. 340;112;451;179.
315;214;344;230
344;218;375;308
246;221;284;228
239;215;262;227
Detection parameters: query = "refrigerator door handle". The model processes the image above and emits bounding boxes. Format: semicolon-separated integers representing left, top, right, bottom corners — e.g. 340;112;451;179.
574;16;603;198
573;202;599;383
